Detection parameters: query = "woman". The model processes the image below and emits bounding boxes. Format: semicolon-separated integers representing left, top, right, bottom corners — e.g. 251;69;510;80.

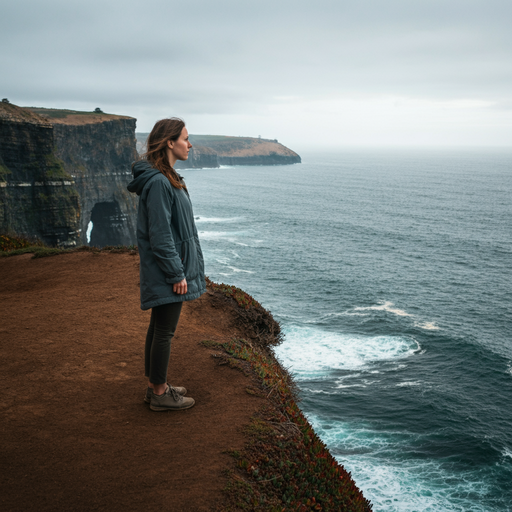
127;118;206;411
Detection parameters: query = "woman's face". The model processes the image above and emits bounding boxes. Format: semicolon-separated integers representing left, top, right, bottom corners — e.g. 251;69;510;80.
167;127;192;163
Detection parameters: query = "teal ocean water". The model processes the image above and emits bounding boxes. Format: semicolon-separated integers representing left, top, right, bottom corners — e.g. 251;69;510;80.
181;149;512;512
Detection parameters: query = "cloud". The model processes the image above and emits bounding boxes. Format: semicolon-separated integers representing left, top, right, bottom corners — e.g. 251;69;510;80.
1;0;511;146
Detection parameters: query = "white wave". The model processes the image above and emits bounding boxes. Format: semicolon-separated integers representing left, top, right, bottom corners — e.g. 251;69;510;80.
396;381;422;387
198;230;248;242
226;266;254;274
322;303;441;333
344;456;491;512
302;388;339;395
308;415;494;512
414;321;440;331
198;230;233;239
353;301;412;317
194;216;242;223
275;325;420;379
502;448;512;459
506;362;512;376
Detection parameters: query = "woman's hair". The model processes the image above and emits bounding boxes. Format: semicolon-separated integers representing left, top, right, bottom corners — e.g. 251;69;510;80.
143;117;186;189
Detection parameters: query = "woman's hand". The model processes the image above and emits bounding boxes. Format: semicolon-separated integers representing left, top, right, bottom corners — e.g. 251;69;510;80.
173;278;188;295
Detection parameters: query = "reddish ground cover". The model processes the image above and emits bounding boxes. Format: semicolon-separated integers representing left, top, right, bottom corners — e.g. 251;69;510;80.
0;252;265;511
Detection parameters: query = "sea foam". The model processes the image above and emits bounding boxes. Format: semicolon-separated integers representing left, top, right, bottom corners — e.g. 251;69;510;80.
194;216;242;223
308;415;494;512
353;301;413;317
275;325;420;379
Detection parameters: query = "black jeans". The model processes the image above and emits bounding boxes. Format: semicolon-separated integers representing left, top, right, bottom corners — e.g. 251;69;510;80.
144;302;183;385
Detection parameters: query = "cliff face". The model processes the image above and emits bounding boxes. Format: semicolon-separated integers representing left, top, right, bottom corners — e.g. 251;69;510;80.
0;103;80;246
0;103;138;247
44;112;138;247
175;145;219;169
189;135;301;166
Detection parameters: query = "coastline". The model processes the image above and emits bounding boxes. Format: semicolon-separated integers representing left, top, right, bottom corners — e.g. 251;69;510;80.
0;250;371;511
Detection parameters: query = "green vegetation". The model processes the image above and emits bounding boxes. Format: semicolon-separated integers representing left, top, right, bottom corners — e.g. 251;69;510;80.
206;277;262;310
204;335;373;511
0;234;45;252
28;107;112;119
44;153;71;180
0;164;11;181
0;234;137;258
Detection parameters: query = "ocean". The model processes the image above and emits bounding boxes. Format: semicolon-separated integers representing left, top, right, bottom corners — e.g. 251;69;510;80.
180;149;512;512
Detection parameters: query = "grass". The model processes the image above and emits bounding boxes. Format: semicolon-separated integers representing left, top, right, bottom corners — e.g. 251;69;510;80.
0;234;137;258
27;107;114;119
0;164;12;181
206;277;262;310
0;234;46;253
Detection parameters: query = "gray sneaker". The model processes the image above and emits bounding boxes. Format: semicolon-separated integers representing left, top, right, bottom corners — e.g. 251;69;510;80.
144;385;187;404
150;385;195;412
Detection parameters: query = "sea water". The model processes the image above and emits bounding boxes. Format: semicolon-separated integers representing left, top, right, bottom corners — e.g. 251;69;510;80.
180;149;512;512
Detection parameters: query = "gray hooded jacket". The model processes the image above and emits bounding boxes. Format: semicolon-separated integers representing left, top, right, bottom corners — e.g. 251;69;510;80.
127;160;206;310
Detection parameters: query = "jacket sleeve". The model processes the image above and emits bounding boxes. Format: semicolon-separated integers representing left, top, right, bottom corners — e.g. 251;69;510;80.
146;178;185;284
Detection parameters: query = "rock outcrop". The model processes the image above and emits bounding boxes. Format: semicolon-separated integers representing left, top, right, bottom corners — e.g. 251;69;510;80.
136;133;301;168
0;102;138;247
189;135;301;166
1;102;300;248
0;102;80;246
175;144;219;169
31;108;138;247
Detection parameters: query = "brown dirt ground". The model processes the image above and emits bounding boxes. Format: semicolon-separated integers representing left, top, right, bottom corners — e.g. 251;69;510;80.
0;252;266;512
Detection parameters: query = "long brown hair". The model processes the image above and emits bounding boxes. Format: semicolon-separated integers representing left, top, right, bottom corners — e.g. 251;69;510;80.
143;118;186;189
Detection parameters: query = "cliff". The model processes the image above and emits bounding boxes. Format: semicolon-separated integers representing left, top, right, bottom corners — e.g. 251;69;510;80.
29;107;138;247
0;102;138;247
0;102;80;246
175;144;219;169
190;135;301;166
0;249;372;511
1;102;299;249
136;132;301;168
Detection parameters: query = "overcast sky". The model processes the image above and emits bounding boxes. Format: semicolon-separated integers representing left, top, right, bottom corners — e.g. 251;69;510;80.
2;0;511;149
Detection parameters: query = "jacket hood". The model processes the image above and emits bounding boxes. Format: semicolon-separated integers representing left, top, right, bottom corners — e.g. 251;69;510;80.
127;161;161;196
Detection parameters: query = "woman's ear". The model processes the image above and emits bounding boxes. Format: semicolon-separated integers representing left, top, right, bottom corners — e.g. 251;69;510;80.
167;140;174;149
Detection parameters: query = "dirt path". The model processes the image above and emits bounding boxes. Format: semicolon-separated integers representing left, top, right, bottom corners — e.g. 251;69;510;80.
0;252;265;511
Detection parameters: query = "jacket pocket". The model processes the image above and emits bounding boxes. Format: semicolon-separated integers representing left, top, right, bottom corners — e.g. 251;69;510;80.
180;237;199;281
